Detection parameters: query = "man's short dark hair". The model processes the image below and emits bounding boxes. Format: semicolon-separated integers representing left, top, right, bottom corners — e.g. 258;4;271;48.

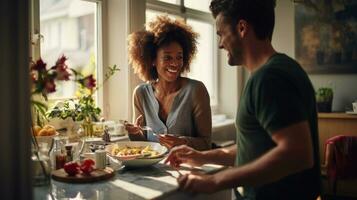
210;0;276;40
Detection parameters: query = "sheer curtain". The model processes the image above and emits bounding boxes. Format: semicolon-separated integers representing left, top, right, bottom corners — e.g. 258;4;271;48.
0;0;32;199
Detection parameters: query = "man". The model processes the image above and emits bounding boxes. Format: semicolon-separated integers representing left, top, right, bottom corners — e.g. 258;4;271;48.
164;0;321;199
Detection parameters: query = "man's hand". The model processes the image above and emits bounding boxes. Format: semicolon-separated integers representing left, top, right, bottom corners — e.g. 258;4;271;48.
177;173;219;194
158;134;187;149
164;145;206;168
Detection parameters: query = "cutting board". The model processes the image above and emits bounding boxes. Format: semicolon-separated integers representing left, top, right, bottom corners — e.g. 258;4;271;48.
51;167;115;183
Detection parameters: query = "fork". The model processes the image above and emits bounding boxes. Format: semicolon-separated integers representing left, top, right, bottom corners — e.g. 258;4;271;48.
140;126;160;137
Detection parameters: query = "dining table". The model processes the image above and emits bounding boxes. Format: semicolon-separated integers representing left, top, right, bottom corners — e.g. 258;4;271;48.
34;160;232;200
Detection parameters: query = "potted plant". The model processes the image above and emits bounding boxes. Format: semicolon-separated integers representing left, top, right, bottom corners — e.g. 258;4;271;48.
47;65;119;138
316;87;333;112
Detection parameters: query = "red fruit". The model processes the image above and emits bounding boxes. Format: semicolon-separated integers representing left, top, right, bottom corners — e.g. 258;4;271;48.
82;159;95;167
64;162;79;176
80;164;94;175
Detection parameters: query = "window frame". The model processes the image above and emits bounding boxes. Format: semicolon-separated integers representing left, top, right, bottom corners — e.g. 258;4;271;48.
30;0;104;109
146;0;219;109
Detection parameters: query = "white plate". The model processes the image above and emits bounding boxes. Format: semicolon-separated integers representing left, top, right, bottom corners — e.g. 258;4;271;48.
346;111;357;115
106;141;168;167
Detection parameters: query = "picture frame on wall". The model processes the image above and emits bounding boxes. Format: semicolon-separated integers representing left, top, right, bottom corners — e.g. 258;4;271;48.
294;1;357;74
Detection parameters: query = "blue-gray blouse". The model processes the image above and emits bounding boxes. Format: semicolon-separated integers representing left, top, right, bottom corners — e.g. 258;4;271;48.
129;78;211;150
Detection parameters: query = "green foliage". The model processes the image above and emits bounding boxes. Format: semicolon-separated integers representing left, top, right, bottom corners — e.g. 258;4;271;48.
47;95;101;122
316;87;333;102
31;99;48;127
104;64;120;81
47;65;119;122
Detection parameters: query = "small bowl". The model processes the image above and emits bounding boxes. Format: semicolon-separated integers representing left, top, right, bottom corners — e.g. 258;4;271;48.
35;132;59;147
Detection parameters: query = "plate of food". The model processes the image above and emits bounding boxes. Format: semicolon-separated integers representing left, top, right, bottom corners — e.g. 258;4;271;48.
105;141;168;167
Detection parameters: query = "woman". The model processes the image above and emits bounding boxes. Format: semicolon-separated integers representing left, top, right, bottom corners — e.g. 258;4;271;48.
125;15;211;150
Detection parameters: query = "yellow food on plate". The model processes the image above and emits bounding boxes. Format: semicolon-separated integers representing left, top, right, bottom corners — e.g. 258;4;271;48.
111;145;160;158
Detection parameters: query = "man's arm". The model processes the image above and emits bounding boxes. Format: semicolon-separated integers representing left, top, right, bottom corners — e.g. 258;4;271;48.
165;144;237;167
202;145;237;166
214;120;314;189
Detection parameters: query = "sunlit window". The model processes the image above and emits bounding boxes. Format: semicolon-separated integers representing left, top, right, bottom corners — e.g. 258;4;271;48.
40;0;99;100
186;19;216;103
185;0;211;12
156;0;179;5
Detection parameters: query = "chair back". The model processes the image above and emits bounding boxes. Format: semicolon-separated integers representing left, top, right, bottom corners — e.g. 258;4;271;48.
324;135;357;194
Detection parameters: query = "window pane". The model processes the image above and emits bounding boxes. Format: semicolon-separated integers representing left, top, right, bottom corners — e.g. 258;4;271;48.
157;0;179;5
146;9;182;23
186;19;215;102
185;0;211;12
40;0;97;99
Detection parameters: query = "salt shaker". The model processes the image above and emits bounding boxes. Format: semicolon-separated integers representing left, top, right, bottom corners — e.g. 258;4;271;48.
95;150;106;169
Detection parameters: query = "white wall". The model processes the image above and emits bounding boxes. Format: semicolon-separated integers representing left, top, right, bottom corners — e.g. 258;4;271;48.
102;0;130;122
273;0;357;112
103;0;145;122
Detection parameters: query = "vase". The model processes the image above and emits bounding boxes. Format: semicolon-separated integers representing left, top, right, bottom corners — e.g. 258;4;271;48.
317;101;332;113
82;116;94;137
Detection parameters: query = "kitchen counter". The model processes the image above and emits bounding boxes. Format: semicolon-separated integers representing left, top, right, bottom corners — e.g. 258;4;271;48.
34;163;231;200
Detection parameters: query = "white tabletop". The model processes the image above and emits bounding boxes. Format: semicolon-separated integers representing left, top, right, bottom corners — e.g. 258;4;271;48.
34;162;231;200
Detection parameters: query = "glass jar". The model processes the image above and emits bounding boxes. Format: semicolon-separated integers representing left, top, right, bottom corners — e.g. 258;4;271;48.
31;143;51;186
82;116;94;137
49;137;66;170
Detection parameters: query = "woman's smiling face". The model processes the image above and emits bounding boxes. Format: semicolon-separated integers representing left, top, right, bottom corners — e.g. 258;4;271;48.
154;42;184;82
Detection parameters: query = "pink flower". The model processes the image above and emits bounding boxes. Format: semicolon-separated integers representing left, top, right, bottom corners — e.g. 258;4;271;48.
53;55;71;81
31;58;47;71
56;55;67;66
44;78;56;93
80;75;96;90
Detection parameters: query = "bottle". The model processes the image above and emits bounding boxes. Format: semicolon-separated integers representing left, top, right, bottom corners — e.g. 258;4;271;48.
65;145;73;163
49;137;65;170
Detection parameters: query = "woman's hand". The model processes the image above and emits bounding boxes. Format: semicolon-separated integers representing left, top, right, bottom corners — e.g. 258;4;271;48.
124;115;144;135
164;145;206;168
158;134;187;149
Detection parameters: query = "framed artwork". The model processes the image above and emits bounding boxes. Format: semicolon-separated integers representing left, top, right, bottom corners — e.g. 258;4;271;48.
294;1;357;74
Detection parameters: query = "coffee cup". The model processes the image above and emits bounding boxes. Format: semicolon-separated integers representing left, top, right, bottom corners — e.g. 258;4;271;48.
353;102;357;113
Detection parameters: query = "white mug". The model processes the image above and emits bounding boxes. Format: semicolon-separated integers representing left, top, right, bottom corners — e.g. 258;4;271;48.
353;102;357;113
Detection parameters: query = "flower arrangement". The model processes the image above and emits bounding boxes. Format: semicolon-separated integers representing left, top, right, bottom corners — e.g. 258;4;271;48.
29;55;101;184
46;64;119;123
30;55;97;126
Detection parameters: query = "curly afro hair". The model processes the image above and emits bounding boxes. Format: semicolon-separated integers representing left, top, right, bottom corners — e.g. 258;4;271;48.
128;15;198;82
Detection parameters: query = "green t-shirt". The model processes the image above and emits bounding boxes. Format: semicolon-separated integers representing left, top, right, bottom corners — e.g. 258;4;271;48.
235;53;320;200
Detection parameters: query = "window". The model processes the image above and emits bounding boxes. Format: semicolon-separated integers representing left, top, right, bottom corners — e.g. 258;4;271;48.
34;0;102;101
146;0;218;106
